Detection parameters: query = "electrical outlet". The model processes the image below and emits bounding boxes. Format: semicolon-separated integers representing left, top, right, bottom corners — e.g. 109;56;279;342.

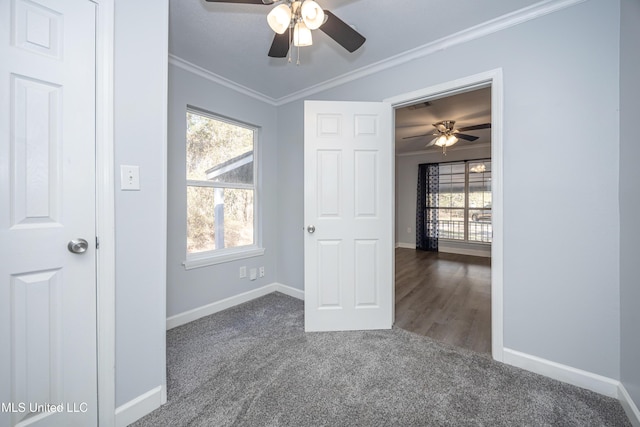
249;268;257;281
120;165;140;190
239;266;247;279
259;266;265;278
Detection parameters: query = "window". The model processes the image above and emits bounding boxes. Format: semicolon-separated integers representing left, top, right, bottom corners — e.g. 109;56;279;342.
437;159;492;243
184;108;262;268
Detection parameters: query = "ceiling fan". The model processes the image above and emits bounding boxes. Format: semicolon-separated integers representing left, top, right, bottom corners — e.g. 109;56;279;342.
204;0;366;63
403;120;491;154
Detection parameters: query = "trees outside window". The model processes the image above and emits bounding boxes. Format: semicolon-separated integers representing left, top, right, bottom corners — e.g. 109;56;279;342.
186;108;258;256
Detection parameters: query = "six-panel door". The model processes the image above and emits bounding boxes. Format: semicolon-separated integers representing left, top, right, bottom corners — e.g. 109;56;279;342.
0;0;98;425
304;100;393;332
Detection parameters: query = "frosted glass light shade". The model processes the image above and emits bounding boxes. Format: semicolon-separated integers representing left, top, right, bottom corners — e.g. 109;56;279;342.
301;0;325;30
267;4;292;34
293;21;312;46
434;135;458;147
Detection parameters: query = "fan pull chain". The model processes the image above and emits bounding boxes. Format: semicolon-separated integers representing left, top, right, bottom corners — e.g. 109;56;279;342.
287;25;292;63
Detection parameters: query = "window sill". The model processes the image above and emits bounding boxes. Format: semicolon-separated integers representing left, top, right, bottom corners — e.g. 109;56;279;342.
183;246;265;270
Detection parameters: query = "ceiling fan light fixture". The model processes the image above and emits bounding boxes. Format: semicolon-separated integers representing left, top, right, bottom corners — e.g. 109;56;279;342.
434;134;458;147
293;21;313;46
301;0;325;30
470;164;486;173
267;4;291;34
433;134;458;155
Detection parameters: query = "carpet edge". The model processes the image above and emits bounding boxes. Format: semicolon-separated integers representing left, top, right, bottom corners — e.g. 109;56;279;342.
166;283;304;330
503;347;619;397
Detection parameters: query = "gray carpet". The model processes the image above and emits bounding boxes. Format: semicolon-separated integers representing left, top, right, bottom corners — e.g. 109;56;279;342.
133;292;630;426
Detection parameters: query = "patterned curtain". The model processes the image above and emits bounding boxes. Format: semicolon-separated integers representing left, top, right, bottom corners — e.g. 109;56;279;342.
416;163;439;251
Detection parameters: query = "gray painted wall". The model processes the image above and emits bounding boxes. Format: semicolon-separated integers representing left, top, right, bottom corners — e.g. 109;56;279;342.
114;1;168;406
166;65;279;318
395;146;492;247
619;0;640;410
276;0;621;378
276;102;305;291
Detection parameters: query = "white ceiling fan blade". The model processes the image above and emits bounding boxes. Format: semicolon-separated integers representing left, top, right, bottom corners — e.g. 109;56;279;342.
426;137;438;147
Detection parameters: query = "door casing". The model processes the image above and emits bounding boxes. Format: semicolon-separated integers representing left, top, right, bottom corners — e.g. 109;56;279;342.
94;0;117;424
384;69;504;361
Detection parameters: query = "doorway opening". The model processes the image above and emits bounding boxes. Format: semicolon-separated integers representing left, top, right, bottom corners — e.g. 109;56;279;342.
385;70;504;360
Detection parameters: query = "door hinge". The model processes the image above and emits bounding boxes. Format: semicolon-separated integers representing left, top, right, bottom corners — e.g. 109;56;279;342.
96;236;100;250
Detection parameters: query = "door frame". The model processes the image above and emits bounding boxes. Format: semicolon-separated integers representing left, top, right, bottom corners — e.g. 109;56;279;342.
384;69;504;361
95;0;116;424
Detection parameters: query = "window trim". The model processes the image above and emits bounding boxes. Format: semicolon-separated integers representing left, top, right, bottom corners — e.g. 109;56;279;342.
183;246;265;270
183;106;263;269
436;159;492;245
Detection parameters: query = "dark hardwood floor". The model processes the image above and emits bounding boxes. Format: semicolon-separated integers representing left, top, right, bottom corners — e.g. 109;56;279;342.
394;248;492;355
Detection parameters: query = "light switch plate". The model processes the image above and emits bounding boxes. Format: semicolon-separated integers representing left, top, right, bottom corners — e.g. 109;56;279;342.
121;165;140;190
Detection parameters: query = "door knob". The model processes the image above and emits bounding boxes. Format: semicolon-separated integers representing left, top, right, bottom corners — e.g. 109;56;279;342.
68;238;89;254
307;225;316;234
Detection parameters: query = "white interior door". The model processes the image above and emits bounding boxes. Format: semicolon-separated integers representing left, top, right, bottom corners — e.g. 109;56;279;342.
0;0;98;425
304;100;393;332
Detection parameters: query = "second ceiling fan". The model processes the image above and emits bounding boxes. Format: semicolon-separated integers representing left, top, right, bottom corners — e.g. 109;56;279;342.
205;0;366;62
404;120;491;154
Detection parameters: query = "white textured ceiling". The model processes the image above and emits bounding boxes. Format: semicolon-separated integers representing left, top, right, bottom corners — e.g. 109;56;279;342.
169;0;541;101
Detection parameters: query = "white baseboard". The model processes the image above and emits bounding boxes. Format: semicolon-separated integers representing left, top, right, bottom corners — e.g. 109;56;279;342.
271;282;305;300
503;348;619;398
619;383;640;427
439;246;491;257
396;242;416;249
166;282;304;330
115;385;164;427
395;242;491;258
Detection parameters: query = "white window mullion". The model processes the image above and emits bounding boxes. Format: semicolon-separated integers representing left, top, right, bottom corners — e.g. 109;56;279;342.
214;187;225;249
464;162;469;241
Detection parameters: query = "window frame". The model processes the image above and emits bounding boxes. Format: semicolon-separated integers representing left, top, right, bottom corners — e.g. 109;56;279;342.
436;159;492;245
183;106;264;270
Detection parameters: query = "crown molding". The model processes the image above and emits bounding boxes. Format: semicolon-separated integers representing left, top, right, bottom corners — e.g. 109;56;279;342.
168;54;279;106
276;0;586;105
169;0;586;107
